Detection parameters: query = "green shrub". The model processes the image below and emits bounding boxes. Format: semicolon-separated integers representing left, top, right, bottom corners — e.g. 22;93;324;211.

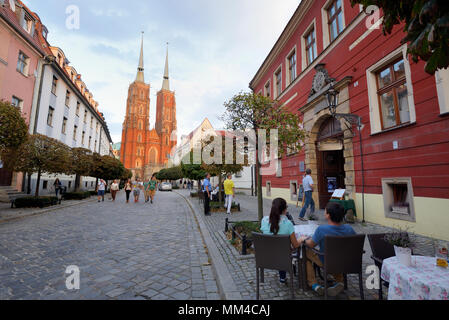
14;196;59;208
172;185;180;190
63;191;91;200
89;191;97;196
190;191;198;198
233;221;261;239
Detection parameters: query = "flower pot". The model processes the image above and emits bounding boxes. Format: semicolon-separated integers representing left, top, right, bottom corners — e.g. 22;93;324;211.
394;245;412;267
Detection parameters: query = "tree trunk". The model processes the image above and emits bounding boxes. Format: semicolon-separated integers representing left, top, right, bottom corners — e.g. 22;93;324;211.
218;174;223;204
256;157;263;222
256;133;263;222
75;174;81;192
35;168;41;197
27;172;32;194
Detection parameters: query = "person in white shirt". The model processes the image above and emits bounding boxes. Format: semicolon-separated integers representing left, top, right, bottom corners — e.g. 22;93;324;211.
97;179;106;202
299;169;315;221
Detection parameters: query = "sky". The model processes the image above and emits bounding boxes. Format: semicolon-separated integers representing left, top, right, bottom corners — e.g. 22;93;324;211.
22;0;300;144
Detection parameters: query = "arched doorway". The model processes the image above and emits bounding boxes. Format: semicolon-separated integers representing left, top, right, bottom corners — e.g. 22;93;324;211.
316;117;345;208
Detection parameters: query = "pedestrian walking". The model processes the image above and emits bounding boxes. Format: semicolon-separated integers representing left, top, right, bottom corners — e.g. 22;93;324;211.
54;178;62;197
223;174;235;215
110;180;119;202
133;178;142;203
143;178;150;203
299;169;315;221
148;175;158;204
97;179;106;202
124;179;132;203
203;173;212;216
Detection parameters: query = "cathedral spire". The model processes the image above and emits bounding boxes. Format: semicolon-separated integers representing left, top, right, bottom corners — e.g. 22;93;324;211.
136;32;145;83
162;43;170;91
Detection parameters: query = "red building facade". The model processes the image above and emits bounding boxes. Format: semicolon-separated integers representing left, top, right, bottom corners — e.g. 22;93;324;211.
120;37;177;179
250;0;449;240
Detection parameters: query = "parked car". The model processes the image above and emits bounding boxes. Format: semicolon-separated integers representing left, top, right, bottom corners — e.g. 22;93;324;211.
159;182;173;192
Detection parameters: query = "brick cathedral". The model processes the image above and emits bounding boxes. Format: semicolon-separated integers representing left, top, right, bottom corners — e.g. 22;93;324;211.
120;35;177;179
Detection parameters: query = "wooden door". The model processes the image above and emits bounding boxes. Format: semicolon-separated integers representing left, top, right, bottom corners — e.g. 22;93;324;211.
0;167;13;186
317;150;345;209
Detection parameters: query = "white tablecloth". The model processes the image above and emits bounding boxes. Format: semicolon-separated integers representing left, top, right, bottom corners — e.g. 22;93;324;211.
381;256;449;300
294;224;318;239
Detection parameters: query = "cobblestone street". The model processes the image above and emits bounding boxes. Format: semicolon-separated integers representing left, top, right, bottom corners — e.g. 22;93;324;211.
0;191;219;300
177;189;438;301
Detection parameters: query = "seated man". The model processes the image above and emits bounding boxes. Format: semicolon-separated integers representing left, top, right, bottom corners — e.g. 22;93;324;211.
298;202;356;297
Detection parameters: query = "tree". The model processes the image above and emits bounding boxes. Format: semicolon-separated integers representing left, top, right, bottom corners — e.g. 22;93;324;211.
352;0;449;74
70;148;94;191
156;166;183;182
90;153;126;181
0;100;28;167
121;168;133;181
222;92;306;221
201;134;244;203
181;150;206;192
14;134;72;196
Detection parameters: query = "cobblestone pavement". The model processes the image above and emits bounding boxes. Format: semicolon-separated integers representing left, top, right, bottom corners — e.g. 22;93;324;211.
179;189;438;300
0;191;219;300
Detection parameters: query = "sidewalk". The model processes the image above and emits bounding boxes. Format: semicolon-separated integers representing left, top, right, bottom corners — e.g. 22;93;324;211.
0;197;98;224
177;189;438;300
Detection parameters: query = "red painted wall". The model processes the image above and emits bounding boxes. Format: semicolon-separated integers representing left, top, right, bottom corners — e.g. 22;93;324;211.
252;0;449;199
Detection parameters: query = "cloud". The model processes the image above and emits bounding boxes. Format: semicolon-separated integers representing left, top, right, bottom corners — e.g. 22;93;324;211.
23;0;300;143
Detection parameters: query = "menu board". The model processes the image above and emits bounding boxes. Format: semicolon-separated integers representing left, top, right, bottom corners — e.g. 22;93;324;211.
331;189;346;199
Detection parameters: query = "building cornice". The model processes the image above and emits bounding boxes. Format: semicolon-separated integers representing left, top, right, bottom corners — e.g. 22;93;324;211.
249;0;314;90
50;61;113;144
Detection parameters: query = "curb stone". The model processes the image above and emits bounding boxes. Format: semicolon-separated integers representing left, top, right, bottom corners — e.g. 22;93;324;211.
174;191;243;300
0;198;98;224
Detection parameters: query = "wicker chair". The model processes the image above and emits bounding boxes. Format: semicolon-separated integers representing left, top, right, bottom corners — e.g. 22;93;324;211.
252;233;298;300
309;234;366;300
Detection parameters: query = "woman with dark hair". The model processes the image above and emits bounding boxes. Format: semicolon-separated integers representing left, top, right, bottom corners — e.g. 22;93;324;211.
261;198;300;283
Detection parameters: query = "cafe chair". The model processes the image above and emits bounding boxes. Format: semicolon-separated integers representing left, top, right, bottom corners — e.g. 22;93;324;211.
367;233;396;300
252;233;297;300
309;234;366;300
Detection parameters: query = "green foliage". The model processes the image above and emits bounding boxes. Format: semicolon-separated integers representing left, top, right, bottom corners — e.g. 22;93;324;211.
222;92;306;221
14;196;59;208
13;134;72;175
63;191;91;200
90;153;126;180
352;0;449;74
232;221;261;239
0;100;28;160
70;148;94;177
190;191;199;198
156;166;183;181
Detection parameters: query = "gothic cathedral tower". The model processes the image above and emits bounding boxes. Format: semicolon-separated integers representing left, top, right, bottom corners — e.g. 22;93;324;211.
120;34;177;178
156;47;177;164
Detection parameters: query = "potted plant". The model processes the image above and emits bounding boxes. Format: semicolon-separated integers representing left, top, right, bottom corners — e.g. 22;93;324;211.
385;229;415;267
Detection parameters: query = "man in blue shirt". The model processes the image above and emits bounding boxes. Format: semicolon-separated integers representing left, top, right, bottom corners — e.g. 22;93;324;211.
202;173;212;216
298;202;356;297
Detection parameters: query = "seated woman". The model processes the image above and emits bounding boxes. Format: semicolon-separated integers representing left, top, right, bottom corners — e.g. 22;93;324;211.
261;198;300;284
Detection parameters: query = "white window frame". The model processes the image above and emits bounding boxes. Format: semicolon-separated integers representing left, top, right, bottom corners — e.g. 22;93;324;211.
16;51;30;76
321;0;346;49
366;45;416;134
301;19;318;71
435;68;449;115
290;180;298;201
285;46;297;87
273;65;283;98
266;181;272;197
62;117;68;134
264;80;271;98
11;96;23;111
47;106;54;127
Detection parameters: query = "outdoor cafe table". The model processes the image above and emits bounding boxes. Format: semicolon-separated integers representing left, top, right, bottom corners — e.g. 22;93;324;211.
294;224;319;290
381;256;449;300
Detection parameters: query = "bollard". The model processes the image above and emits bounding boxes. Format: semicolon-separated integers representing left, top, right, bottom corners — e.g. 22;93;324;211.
242;235;247;255
225;218;229;233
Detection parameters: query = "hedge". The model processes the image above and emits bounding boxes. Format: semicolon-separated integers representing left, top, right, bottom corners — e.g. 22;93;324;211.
63;191;91;200
14;196;59;208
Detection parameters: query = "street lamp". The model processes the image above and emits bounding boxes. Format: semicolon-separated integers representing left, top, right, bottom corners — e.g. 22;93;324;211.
325;80;366;223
